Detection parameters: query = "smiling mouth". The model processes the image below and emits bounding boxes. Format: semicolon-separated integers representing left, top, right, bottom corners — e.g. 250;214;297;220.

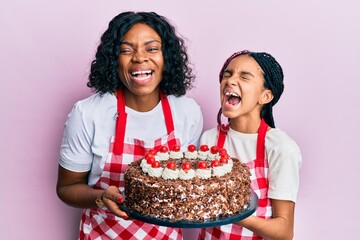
131;70;153;80
225;92;241;105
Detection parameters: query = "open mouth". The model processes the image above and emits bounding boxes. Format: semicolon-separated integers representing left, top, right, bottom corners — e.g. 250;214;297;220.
224;92;241;105
130;70;153;81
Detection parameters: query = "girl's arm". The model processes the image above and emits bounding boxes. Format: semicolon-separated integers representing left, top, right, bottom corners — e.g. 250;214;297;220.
236;199;295;240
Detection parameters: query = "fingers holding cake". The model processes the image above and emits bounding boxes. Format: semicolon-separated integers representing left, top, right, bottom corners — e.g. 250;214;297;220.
102;186;129;219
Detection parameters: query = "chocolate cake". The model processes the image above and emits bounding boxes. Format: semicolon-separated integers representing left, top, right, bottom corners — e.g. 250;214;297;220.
124;144;251;221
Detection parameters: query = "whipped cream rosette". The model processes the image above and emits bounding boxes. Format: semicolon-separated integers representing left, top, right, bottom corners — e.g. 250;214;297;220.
207;146;220;160
169;145;183;159
211;159;227;177
140;153;156;173
178;162;195;180
162;161;179;180
198;144;209;160
184;144;197;159
220;154;233;173
195;161;211;179
156;146;170;161
148;160;163;177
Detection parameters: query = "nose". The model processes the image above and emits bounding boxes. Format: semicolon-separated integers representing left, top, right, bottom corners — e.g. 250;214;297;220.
224;75;237;86
132;50;148;63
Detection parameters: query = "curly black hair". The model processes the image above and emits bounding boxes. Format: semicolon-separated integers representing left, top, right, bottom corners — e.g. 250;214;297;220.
87;11;195;96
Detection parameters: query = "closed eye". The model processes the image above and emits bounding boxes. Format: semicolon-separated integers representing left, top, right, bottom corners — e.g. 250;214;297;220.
240;71;254;79
223;70;232;78
119;42;134;54
147;47;160;53
120;48;133;54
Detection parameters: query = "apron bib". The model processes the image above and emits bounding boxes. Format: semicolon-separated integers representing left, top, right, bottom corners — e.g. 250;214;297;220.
199;119;272;240
79;90;182;240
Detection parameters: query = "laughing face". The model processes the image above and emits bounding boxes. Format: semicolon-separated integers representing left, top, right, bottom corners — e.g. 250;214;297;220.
118;23;164;98
220;54;273;122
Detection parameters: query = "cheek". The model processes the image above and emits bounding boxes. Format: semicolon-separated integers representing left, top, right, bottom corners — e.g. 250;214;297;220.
154;56;164;69
219;82;225;99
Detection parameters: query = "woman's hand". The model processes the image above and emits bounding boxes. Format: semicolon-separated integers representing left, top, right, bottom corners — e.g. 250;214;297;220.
56;165;129;219
101;186;129;219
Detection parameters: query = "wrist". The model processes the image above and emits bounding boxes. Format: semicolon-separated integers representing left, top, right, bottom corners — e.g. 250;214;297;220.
95;191;105;208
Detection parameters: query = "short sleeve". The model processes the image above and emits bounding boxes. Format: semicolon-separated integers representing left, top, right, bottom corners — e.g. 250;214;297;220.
267;140;302;202
200;128;218;147
59;102;94;172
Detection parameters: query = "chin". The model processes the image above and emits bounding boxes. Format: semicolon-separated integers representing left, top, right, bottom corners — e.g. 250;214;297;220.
221;110;237;120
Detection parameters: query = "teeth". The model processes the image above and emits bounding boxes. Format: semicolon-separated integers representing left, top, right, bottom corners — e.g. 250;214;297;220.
225;92;240;97
131;70;152;76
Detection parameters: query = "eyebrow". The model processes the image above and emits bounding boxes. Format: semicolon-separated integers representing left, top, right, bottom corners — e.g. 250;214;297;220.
224;70;255;78
239;71;255;78
120;39;161;46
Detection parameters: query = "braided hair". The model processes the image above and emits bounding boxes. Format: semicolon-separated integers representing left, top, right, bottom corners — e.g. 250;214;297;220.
217;50;284;128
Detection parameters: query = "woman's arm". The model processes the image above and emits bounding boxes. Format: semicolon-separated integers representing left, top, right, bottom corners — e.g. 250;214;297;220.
236;199;295;240
56;165;128;218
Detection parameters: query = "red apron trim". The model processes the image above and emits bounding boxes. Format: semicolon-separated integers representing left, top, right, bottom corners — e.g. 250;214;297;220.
83;90;182;239
113;90;127;155
256;118;267;161
160;92;175;135
113;90;175;155
216;119;268;162
216;124;229;149
202;119;270;239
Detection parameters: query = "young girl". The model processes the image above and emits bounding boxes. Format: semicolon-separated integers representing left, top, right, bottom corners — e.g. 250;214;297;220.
56;12;203;240
198;51;301;240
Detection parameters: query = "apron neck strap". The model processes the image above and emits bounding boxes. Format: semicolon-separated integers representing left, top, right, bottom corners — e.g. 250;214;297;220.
160;93;175;134
216;118;268;160
113;90;175;155
113;90;127;155
216;124;229;149
256;118;268;160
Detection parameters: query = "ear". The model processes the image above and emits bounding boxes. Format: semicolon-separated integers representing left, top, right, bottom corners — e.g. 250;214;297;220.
259;89;274;105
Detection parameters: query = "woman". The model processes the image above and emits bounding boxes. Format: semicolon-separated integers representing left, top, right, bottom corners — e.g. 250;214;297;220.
198;51;301;240
57;12;203;240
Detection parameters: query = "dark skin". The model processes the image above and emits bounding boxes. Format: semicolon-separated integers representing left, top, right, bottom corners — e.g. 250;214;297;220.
56;166;129;218
57;23;167;220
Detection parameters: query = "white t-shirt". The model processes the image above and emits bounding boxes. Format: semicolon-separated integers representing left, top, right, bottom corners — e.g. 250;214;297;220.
60;92;203;186
200;127;302;202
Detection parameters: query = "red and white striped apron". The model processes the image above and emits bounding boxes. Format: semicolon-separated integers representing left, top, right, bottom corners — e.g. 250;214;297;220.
198;119;272;240
79;89;182;240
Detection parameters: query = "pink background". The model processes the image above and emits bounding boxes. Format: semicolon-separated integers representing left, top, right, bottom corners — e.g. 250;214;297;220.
1;0;359;239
